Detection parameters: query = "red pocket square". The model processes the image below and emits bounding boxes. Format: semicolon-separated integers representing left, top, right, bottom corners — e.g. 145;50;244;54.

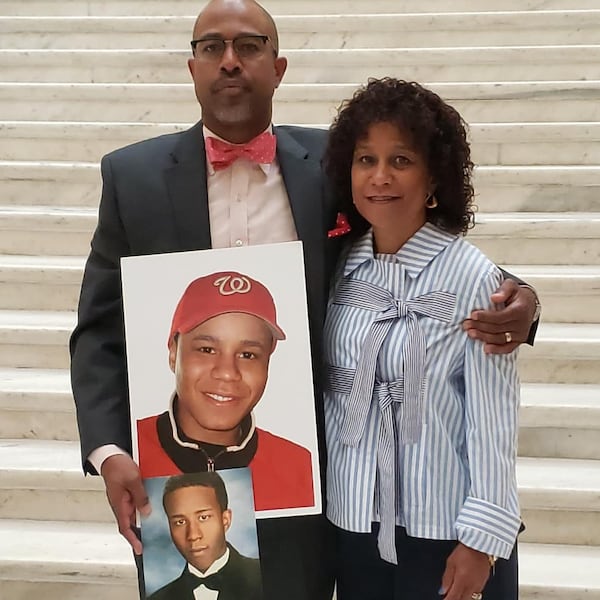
328;212;352;238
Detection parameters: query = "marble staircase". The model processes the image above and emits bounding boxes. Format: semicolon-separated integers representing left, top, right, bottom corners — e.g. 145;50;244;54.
0;2;599;599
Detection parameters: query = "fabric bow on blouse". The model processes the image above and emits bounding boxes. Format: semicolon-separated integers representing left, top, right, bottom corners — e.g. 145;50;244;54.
331;276;456;564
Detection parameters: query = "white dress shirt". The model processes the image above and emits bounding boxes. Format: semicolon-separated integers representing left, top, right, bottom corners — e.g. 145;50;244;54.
190;547;230;600
204;125;298;249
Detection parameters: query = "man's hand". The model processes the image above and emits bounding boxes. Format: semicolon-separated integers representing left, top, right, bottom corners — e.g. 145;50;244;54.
463;279;537;354
101;454;151;555
439;543;490;600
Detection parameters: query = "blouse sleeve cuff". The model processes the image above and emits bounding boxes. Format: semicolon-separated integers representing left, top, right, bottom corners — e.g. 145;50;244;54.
455;496;521;559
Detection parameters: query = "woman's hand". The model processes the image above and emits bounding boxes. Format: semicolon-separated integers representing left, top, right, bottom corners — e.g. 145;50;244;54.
439;543;490;600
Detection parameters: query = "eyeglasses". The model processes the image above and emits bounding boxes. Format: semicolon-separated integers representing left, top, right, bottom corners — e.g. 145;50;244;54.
190;35;274;61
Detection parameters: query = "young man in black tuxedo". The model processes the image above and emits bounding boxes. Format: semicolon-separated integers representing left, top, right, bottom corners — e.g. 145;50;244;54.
149;472;262;600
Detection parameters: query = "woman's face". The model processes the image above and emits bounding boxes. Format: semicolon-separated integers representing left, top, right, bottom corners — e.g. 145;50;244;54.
351;121;433;253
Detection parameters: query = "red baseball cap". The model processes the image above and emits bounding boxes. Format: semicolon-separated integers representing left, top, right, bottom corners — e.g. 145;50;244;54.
168;271;286;346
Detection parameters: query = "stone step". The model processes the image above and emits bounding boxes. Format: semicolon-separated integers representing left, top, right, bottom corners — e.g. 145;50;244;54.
519;384;600;460
473;166;600;213
0;254;84;311
2;438;599;546
518;322;600;385
1;46;599;84
2;12;600;49
518;457;600;547
0;519;596;600
1;207;598;267
2;254;598;322
3;120;599;166
3;371;599;459
0;310;73;369
0;122;192;165
0;519;136;600
1;307;598;379
3;0;600;16
473;122;600;166
469;212;600;266
5;204;598;264
0;203;95;257
0;368;78;441
0;440;111;522
3;158;599;213
0;160;100;207
3;369;598;462
502;265;600;323
519;543;600;599
2;81;599;124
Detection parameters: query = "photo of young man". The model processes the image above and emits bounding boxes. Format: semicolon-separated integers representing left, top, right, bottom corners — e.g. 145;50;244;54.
136;270;314;512
145;470;262;600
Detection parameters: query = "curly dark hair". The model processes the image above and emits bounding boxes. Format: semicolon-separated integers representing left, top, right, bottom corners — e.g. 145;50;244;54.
325;78;474;237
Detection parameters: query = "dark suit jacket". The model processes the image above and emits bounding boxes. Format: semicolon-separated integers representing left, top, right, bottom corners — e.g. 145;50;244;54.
69;122;338;600
148;545;262;600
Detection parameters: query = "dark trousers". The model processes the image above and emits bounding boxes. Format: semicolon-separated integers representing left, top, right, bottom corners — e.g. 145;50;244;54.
334;524;518;600
135;515;335;600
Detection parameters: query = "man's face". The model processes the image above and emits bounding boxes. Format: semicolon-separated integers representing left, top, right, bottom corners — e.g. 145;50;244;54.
169;312;274;446
165;485;231;573
187;0;287;142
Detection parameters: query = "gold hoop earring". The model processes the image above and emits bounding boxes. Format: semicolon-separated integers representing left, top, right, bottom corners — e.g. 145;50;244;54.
425;194;438;209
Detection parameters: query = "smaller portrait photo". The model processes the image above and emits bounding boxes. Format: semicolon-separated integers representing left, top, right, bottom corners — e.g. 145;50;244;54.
142;468;262;600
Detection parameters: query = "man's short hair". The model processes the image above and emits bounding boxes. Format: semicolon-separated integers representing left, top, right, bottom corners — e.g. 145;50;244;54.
162;471;229;513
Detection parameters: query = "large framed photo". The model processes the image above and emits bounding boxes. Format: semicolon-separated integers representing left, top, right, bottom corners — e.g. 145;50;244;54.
122;241;321;519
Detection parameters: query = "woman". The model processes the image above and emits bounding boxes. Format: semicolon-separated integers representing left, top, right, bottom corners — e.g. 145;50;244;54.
323;78;521;600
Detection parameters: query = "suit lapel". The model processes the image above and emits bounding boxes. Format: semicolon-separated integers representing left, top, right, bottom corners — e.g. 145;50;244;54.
275;127;324;244
164;121;213;251
274;127;328;376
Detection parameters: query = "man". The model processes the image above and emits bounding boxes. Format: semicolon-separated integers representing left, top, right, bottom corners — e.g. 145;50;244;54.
137;271;315;512
70;1;539;599
148;471;262;600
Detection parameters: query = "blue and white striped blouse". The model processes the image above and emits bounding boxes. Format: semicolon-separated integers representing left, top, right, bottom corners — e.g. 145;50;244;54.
324;223;521;563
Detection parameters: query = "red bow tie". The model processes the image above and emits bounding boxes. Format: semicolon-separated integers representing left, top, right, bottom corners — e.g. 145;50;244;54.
205;131;277;171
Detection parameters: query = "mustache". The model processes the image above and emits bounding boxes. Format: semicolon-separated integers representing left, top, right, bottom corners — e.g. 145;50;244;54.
211;77;249;93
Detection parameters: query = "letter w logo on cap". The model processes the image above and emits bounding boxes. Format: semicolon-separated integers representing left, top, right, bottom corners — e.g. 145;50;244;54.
214;275;252;296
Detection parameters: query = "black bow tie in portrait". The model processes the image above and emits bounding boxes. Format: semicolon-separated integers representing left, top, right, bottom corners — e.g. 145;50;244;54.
185;568;225;591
